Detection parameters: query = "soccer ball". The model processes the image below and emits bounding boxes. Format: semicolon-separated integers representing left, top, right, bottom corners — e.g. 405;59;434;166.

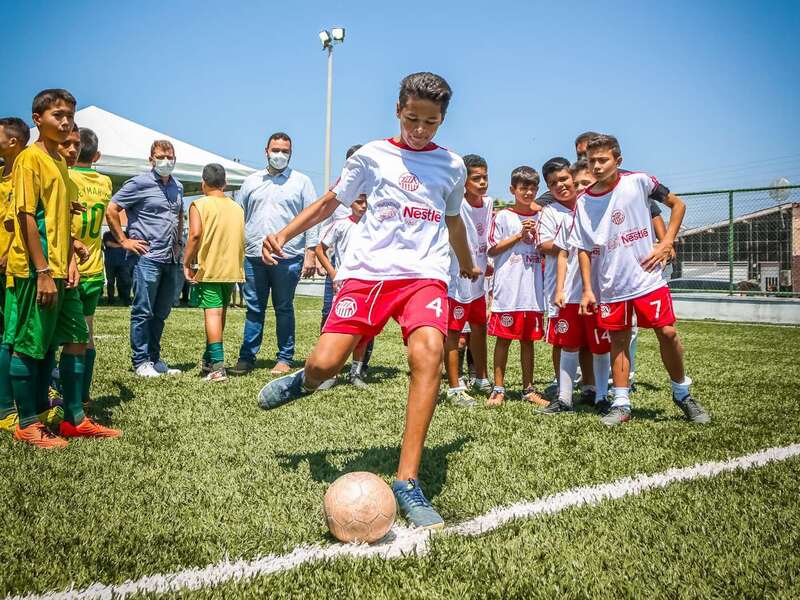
323;472;396;544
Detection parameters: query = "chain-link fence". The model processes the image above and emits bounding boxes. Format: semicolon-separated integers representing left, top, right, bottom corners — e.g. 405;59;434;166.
668;185;800;297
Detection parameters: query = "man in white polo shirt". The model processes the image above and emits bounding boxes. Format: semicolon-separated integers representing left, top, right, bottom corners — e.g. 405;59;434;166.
230;132;318;376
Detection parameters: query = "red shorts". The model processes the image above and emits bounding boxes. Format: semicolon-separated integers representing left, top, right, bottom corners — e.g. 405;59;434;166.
598;286;676;331
323;278;448;342
488;311;544;341
545;303;611;353
447;296;487;331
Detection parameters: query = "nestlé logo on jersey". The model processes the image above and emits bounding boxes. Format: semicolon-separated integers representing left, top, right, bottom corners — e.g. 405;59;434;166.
403;205;442;225
398;172;421;192
620;228;649;245
334;297;358;319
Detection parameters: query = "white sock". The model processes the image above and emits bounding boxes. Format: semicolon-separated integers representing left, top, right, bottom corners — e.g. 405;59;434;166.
350;361;363;374
670;376;692;401
612;386;630;408
559;350;579;406
474;377;490;386
593;353;611;401
448;385;465;394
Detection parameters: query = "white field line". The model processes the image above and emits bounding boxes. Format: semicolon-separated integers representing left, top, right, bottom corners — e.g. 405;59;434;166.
9;443;800;600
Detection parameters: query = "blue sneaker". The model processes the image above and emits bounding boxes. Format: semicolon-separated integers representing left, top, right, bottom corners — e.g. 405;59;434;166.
392;478;444;529
258;369;307;410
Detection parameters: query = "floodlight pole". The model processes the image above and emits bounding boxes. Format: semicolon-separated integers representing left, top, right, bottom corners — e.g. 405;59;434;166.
324;44;334;191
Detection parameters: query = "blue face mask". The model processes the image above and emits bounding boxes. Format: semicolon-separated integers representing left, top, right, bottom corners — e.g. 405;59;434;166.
268;151;290;171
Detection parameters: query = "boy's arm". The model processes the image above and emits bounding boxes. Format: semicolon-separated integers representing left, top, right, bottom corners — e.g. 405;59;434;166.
183;205;202;282
578;249;596;315
315;242;336;280
18;213;58;307
641;192;685;272
301;177;320;279
445;215;479;279
488;230;523;257
262;191;340;265
553;249;569;308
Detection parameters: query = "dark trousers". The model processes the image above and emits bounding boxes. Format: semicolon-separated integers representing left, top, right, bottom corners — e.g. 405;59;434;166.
105;262;132;306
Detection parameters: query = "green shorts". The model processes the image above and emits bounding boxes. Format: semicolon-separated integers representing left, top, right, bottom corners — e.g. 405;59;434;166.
191;282;234;309
3;277;89;358
78;274;105;316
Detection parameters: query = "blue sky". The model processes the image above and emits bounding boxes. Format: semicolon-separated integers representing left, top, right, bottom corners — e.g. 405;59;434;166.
2;0;798;199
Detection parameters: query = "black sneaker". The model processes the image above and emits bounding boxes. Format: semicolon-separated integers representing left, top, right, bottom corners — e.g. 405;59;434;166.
228;359;254;376
594;397;612;416
578;388;596;406
673;393;711;424
536;400;574;415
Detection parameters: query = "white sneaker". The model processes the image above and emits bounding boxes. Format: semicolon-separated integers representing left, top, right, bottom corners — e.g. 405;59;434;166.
135;362;162;378
317;377;337;391
153;360;181;376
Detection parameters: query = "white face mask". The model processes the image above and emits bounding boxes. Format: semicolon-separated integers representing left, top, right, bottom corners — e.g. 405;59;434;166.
154;158;175;177
268;151;290;171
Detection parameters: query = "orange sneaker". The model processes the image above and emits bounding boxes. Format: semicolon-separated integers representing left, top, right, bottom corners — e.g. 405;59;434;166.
14;422;68;449
59;417;122;438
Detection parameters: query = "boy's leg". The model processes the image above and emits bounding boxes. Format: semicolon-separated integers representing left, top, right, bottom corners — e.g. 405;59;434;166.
492;337;511;390
653;325;709;423
629;322;639;387
578;347;596;405
468;323;488;382
537;345;579;415
520;340;534;390
444;330;462;389
397;326;444;480
601;328;633;427
79;274;103;403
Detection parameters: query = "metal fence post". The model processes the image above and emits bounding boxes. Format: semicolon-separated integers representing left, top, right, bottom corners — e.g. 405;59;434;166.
728;190;734;295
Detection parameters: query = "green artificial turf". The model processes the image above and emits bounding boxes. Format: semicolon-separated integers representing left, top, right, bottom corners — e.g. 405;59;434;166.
1;299;799;598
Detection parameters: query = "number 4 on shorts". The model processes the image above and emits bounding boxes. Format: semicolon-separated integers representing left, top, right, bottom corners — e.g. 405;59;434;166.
425;297;443;318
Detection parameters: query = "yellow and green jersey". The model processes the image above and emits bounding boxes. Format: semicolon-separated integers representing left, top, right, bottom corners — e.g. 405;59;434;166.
69;167;112;276
6;144;73;280
0;172;14;260
192;195;245;283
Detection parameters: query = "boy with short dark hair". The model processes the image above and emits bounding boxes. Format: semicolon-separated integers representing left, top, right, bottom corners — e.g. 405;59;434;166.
315;194;369;388
258;72;479;529
184;163;245;382
0;117;30;433
486;166;546;407
62;127;113;408
574;134;711;426
6;89;120;447
537;157;611;415
444;153;493;407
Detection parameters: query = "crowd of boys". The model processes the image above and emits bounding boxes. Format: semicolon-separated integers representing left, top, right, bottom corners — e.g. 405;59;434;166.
3;75;710;529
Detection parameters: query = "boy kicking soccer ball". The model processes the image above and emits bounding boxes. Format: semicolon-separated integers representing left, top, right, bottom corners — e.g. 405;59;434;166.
443;153;493;407
573;134;710;426
258;72;479;529
183;164;245;382
486;166;546;407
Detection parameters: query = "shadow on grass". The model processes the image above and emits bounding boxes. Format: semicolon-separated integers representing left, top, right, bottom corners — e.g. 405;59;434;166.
90;383;135;423
276;436;472;500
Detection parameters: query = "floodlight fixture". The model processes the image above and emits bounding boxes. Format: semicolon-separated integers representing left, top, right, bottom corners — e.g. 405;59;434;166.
331;27;346;42
319;30;331;48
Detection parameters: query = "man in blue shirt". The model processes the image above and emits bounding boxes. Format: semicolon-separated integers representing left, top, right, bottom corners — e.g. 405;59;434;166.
107;140;184;377
230;132;318;376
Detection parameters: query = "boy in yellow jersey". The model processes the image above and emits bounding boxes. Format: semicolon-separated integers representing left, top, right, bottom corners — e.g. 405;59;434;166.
0;117;30;433
5;89;120;448
67;127;112;406
183;164;245;382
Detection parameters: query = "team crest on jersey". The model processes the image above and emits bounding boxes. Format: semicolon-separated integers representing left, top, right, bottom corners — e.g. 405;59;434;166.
374;198;401;222
398;172;421;192
556;319;569;334
476;222;485;235
501;314;514;327
600;304;611;318
611;210;625;225
453;306;465;320
334;297;358;319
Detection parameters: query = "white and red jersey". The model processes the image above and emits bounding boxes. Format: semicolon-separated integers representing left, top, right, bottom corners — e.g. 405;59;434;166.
448;195;494;303
320;215;361;268
571;171;665;303
488;208;545;312
331;138;466;283
537;201;582;314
